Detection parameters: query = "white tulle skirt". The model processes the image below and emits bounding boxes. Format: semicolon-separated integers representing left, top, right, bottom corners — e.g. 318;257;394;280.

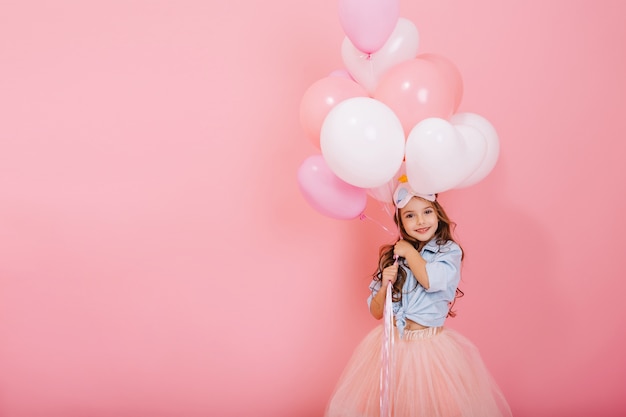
325;325;512;417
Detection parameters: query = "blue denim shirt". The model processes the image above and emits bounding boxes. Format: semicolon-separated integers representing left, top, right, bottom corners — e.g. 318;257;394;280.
367;239;462;337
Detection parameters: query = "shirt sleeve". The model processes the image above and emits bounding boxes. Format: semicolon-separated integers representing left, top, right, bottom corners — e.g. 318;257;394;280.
424;243;462;293
366;277;382;307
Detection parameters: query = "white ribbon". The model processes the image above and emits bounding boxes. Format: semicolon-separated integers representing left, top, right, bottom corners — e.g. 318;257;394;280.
380;280;394;417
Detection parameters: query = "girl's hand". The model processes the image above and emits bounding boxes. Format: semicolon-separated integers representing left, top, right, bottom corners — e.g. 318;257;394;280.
394;239;417;259
381;264;398;288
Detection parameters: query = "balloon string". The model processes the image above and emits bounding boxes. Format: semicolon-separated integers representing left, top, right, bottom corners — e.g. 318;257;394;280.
380;261;395;417
359;213;397;237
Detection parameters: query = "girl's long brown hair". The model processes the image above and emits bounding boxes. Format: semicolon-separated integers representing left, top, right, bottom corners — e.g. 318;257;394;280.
373;197;464;317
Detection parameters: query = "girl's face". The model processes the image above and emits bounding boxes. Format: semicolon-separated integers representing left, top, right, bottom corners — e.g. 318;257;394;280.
399;197;439;242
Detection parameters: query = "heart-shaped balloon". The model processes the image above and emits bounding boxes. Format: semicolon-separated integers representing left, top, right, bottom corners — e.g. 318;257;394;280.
454;124;488;181
418;53;464;112
338;0;399;54
405;118;482;194
450;113;499;188
375;58;457;137
342;18;419;93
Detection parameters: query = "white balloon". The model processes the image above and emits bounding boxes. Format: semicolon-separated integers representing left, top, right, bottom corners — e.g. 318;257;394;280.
450;113;499;188
342;18;419;93
405;118;474;194
454;124;488;180
321;97;405;189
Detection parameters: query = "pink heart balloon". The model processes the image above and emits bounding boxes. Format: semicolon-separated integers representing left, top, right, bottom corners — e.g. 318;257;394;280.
338;0;399;54
418;53;464;112
299;77;368;148
342;18;419;93
375;58;457;137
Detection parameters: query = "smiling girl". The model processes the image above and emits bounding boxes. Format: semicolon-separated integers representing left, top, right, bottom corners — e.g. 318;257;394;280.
324;178;512;417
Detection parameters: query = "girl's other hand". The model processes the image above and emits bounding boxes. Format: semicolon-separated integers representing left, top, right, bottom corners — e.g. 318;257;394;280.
381;264;398;287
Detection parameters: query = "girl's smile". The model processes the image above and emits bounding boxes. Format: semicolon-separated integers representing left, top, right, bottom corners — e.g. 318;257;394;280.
399;197;439;242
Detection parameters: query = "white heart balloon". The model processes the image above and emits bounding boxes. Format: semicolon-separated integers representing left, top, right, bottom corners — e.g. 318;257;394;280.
405;118;474;194
450;112;499;188
454;124;488;182
342;18;419;93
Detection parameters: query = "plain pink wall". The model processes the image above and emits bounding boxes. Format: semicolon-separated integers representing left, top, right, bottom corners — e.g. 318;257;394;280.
1;1;625;416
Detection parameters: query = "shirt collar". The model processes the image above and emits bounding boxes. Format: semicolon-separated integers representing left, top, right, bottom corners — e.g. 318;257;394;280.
421;239;439;254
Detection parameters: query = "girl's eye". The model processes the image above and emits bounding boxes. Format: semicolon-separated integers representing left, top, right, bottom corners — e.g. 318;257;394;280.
425;209;433;215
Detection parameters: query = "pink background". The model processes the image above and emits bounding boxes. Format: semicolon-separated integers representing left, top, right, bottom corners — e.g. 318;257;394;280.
1;1;625;416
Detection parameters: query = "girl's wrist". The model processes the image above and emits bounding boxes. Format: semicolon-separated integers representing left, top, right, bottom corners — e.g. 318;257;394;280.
406;249;421;262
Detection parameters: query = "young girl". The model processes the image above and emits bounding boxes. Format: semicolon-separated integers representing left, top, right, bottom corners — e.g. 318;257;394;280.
325;179;512;417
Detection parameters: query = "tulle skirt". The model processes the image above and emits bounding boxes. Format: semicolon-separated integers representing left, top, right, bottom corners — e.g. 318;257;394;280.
325;325;512;417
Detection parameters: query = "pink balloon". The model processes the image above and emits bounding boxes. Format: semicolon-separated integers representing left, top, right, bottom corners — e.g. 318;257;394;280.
297;154;367;220
374;58;457;136
342;18;420;93
300;77;368;148
328;68;354;80
338;0;399;54
418;53;464;112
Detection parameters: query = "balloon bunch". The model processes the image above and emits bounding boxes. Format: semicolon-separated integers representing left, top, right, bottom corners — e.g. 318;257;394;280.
297;0;499;220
